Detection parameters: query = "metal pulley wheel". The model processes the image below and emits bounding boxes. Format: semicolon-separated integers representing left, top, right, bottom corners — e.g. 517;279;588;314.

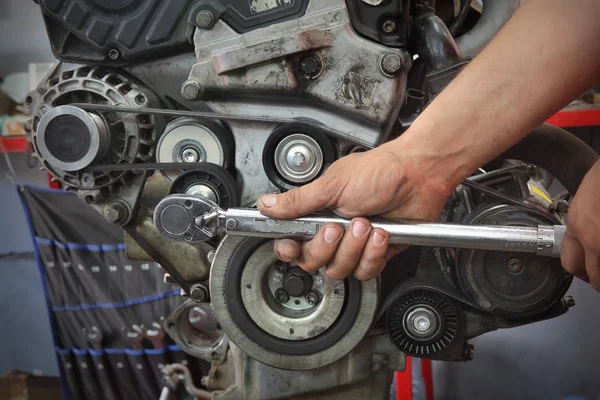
157;117;233;181
209;236;379;370
454;204;571;317
386;288;461;357
263;123;335;191
168;164;241;209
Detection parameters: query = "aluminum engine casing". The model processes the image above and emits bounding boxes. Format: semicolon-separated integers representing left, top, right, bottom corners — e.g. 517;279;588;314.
185;0;409;204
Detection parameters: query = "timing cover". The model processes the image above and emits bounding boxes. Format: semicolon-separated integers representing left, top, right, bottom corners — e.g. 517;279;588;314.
38;0;310;65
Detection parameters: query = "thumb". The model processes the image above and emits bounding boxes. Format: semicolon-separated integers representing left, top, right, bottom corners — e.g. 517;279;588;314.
258;180;332;219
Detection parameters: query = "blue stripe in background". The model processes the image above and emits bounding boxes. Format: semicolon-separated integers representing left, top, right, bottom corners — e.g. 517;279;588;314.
57;345;182;356
52;289;181;312
35;237;126;251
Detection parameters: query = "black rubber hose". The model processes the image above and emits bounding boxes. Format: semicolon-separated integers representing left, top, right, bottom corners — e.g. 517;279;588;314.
414;13;463;73
500;123;599;195
449;0;473;36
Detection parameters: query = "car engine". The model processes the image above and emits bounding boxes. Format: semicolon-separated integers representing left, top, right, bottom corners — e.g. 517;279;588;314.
27;0;599;398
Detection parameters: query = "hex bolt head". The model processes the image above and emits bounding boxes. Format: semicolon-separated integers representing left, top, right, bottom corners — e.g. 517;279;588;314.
196;10;215;29
181;79;203;101
104;201;128;225
382;19;396;33
189;284;208;303
274;288;290;304
506;258;524;274
274;261;289;274
381;52;406;76
305;291;320;306
225;218;237;229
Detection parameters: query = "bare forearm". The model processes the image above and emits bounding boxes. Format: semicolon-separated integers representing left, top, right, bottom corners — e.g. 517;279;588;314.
394;0;600;190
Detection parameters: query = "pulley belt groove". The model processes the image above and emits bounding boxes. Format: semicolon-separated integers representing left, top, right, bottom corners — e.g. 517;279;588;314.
153;195;566;258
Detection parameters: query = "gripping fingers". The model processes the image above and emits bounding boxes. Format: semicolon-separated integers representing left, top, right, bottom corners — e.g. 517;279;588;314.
354;228;389;281
326;218;372;280
274;239;301;262
561;233;589;282
297;223;343;273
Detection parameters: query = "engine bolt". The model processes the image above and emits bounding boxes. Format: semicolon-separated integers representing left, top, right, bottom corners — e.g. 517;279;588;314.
463;345;475;361
305;291;319;306
207;250;216;264
104;201;128;225
181;79;204;100
274;261;288;274
275;288;290;304
563;296;576;308
381;52;406;76
530;261;543;272
225;218;237;229
314;276;324;286
189;284;208;303
108;48;120;60
555;200;569;215
506;258;524;274
182;147;199;163
381;19;396;33
196;10;215;29
298;55;323;80
273;275;282;284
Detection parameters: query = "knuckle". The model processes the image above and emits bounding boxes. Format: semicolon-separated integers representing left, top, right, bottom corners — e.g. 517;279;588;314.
283;189;302;214
299;242;330;269
562;259;580;276
325;265;348;281
355;260;385;281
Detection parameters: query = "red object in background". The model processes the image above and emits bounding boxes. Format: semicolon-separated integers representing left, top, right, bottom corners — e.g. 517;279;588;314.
0;136;28;153
395;357;434;400
0;136;62;189
546;107;600;128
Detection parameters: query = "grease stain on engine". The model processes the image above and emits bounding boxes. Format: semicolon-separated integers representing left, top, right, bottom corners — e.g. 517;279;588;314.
338;66;380;110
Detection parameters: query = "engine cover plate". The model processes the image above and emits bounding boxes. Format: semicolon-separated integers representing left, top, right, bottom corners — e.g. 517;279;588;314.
38;0;310;65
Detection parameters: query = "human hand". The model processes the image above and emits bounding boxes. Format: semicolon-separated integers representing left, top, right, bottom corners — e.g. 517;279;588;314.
561;160;600;291
257;142;453;281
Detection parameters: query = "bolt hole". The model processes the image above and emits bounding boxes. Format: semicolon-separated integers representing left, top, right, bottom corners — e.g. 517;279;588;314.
294;300;300;305
333;289;339;295
246;284;251;289
184;200;192;208
289;328;294;335
168;323;174;329
85;195;96;204
135;94;146;105
211;351;217;358
25;96;33;105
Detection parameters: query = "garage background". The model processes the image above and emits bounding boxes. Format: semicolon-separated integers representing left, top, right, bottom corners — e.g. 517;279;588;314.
1;1;599;399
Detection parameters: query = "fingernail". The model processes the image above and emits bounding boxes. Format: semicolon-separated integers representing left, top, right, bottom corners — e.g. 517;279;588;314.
260;195;277;208
352;220;369;238
324;227;341;244
372;231;386;246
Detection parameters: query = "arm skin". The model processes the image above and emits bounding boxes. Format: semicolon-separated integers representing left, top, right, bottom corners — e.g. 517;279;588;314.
258;0;600;289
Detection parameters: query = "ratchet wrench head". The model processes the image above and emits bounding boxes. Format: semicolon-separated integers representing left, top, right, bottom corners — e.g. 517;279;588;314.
153;194;222;242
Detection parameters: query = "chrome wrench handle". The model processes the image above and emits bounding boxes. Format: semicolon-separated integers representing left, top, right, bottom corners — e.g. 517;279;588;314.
153;195;565;258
